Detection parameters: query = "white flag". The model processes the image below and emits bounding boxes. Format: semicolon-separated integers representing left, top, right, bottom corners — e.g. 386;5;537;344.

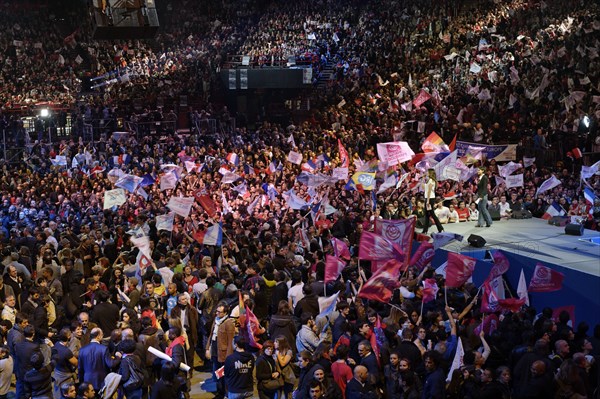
103;188;127;209
535;175;562;197
517;269;530;306
287;150;303;165
130;235;152;259
523;157;536;168
447;338;465;382
160;171;178;191
221;192;232;214
156;212;175;232
167;197;194;218
506;174;524;188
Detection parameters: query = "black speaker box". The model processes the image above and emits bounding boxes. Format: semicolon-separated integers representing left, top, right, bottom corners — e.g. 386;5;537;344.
468;234;486;248
564;223;584;236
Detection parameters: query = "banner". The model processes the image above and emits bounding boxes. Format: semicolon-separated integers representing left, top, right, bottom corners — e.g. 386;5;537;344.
445;252;477;288
194;191;217;217
103;188;127;209
324;255;346;283
376;142;415;165
374;218;416;266
409;241;435;270
167;197;195;218
160;171;179;191
487;250;511;281
338;139;350;168
156;212;175;232
528;263;564;292
535;175;562;197
332;167;348;181
287;150;303;165
455;141;517;161
506;174;524;188
358;231;404;262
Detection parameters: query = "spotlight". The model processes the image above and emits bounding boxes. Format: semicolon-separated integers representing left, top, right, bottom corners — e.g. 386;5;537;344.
40;108;49;118
582;115;590;128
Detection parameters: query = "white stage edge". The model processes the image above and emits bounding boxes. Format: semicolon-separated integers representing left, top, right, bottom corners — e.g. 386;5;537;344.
436;218;600;277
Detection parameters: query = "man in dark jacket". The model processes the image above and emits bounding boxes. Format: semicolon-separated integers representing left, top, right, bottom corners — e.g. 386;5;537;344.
14;325;41;399
358;341;380;387
397;329;423;372
7;312;28;359
224;336;255;399
294;285;319;319
78;327;122;390
421;351;445;399
346;365;378;399
90;290;119;337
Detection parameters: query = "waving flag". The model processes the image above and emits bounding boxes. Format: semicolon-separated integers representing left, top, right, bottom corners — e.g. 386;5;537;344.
377;173;398;193
358;259;403;302
226;152;239;166
338;139;350;168
523;157;536;168
375;218;416;266
486;250;511;281
325;255;346;283
130;235;152;259
422;132;449;153
134;250;153;288
282;189;309;210
409;241;435;270
318;291;340;318
167;197;195;218
581;160;600;179
480;279;499;313
535;175;562;197
116;174;143;193
445;253;477;288
376;142;415;165
413;89;431;108
160;171;179;191
221;193;232;215
359;231;404;262
139;174;155;187
422;278;439;303
528;263;564;292
156;212;175;231
103;188;127;209
193;223;223;246
446;338;464;382
331;237;351;260
498;298;526;312
287;150;303;165
351;172;376;191
517;269;530;306
584;187;597;214
194;191;217;217
542;202;565;220
498;161;521;177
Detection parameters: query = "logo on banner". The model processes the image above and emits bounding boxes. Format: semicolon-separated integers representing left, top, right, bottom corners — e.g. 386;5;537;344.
384;224;402;241
358;174;374;186
535;266;551;284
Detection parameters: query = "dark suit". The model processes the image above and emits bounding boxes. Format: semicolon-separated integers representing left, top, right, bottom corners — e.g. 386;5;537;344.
360;352;380;386
32;304;50;341
91;302;120;336
7;325;25;359
78;341;121;390
14;339;41;399
346;378;378;399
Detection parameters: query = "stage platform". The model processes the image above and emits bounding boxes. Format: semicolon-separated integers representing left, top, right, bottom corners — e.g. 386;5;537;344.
437;218;600;277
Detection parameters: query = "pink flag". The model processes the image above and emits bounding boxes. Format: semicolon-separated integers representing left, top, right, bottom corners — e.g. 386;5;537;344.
338;139;350;168
331;237;351;260
422;278;439;303
480;280;499;313
474;314;499;336
358;259;403;302
413;89;432;108
375;218;416;267
409;241;435;270
325;255;346;283
486;250;510;281
528;263;564;292
358;231;405;262
445;253;477;288
497;298;526;313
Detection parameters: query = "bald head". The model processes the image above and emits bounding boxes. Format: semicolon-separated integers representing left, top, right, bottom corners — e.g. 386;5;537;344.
121;328;134;341
531;360;546;376
353;365;368;383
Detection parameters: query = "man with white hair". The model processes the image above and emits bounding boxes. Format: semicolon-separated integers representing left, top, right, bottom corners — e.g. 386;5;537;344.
45;228;59;251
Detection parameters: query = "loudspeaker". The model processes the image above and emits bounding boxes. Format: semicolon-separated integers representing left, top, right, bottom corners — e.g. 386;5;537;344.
565;223;584;236
548;216;569;226
468;234;486;248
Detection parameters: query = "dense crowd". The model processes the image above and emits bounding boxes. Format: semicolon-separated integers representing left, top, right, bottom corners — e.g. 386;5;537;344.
0;0;599;398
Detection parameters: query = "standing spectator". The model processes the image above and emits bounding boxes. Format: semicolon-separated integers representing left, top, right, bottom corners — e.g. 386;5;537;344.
90;290;119;337
151;362;182;399
421;351;445;399
256;340;280;399
358;341;380;387
346;365;378;399
423;170;444;234
119;339;144;399
206;302;236;399
1;295;17;325
331;344;353;399
0;347;13;399
269;301;297;351
476;167;493;228
52;327;78;399
297;313;330;355
78;327;121;391
14;325;41;399
224;336;255;399
23;352;53;399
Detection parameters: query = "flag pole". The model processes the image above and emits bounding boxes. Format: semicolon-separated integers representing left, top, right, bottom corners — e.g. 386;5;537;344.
444;286;448;306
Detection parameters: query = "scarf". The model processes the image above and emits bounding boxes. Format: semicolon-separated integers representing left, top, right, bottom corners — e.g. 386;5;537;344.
166;336;186;357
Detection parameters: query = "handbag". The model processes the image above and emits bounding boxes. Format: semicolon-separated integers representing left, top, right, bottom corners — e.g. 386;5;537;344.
261;359;284;391
123;357;144;390
280;362;298;385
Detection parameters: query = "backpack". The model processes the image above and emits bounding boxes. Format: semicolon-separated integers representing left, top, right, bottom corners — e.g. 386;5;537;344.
123;357;145;390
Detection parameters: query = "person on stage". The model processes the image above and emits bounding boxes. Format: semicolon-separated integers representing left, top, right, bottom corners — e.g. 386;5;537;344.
422;169;444;234
476;167;493;227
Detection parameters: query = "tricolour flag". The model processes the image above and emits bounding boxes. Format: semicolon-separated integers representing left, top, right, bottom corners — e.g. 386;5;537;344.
528;263;564;292
325;255;346;283
584;187;597;214
446;338;464;382
156;212;175;232
134;251;153;288
226;152;239;165
358;259;403;302
115;174;143;193
445;252;477;288
517;269;529;306
542;202;565;220
193;223;223;246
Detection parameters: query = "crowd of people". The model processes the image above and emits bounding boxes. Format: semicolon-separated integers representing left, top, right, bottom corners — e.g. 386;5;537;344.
0;0;599;398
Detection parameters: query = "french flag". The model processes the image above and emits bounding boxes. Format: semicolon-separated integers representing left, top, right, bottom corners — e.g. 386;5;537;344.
584;187;596;214
226;152;239;166
112;154;131;166
542;202;565;220
193;223;223;246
